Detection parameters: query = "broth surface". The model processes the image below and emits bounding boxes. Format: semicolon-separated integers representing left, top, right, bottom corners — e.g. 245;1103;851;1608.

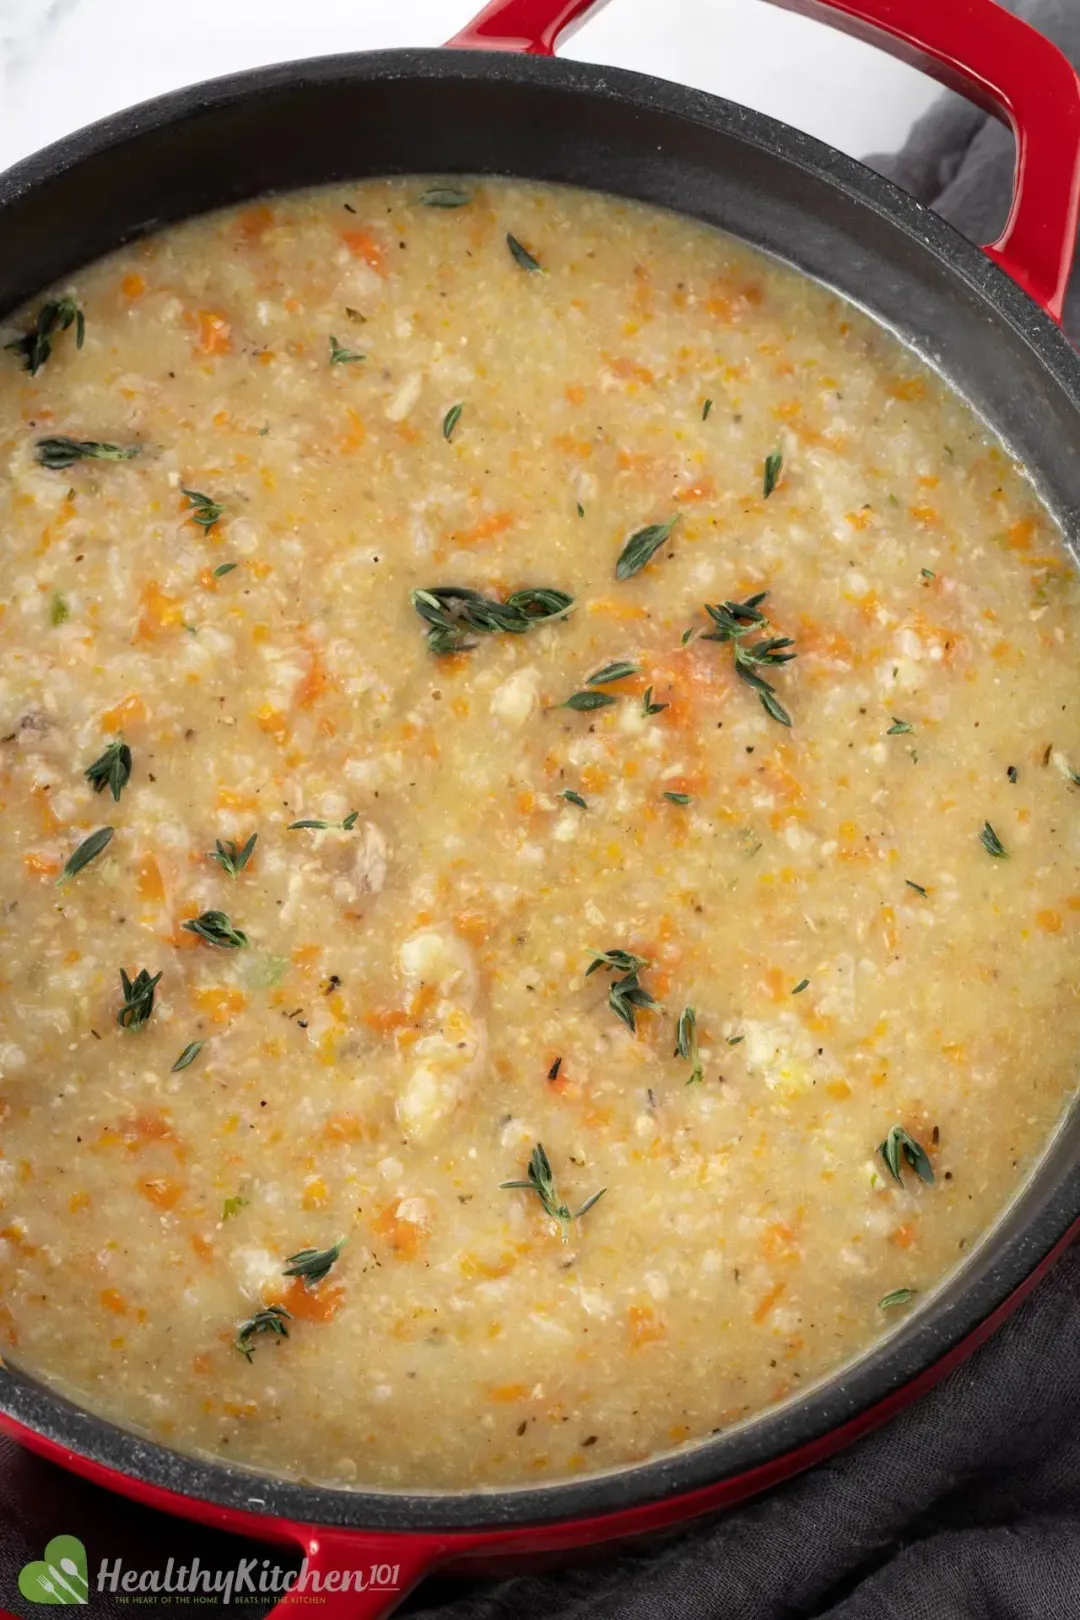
0;178;1078;1489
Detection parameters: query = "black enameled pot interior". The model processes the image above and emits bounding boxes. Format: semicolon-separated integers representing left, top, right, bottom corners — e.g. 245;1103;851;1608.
2;47;1080;1534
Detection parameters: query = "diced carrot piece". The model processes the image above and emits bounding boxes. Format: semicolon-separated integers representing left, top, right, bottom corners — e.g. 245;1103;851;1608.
137;854;165;903
1037;909;1063;933
752;1280;787;1323
138;1176;184;1210
278;1276;344;1322
100;1288;128;1315
341;229;385;273
121;272;146;300
23;851;59;878
627;1303;666;1347
296;650;331;709
194;310;232;355
236;204;275;242
371;1204;425;1260
101;693;147;732
489;1383;530;1403
193;986;247;1024
256;705;289;740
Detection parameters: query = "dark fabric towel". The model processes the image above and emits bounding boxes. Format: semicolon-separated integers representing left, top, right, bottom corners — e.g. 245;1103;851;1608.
3;3;1080;1616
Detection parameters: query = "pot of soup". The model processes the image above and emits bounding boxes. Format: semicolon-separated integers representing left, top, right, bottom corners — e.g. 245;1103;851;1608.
2;0;1080;1613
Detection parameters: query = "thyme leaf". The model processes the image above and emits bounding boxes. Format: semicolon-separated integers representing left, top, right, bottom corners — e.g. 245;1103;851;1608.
209;832;257;877
222;1195;248;1219
905;880;928;897
879;1288;917;1310
676;1005;703;1084
887;718;913;735
442;402;463;441
171;1040;205;1073
500;1142;605;1239
85;737;131;802
6;297;84;375
587;948;656;1032
287;812;359;831
702;398;713;421
642;686;668;716
117;967;162;1031
50;593;69;626
560;790;587;809
763;449;783;498
586;661;640;687
55;826;113;886
507;233;543;272
37;438;138;469
213;562;237;578
418;186;471;208
615;516;679;581
561;690;617;712
879;1124;935;1187
329;335;365;365
181;488;225;531
236;1304;290;1361
664;791;692;806
792;978;810;995
411;585;573;655
980;821;1008;859
181;910;249;949
283;1238;345;1287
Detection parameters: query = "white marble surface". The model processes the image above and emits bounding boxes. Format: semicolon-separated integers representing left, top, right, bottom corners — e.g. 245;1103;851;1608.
0;0;942;177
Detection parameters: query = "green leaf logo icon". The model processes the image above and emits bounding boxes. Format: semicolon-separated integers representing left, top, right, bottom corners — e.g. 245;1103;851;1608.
18;1536;88;1604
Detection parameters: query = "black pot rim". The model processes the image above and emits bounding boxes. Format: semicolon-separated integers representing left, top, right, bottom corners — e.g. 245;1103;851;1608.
2;44;1080;1537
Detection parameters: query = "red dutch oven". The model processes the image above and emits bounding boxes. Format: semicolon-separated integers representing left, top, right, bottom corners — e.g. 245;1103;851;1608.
3;1;1080;1614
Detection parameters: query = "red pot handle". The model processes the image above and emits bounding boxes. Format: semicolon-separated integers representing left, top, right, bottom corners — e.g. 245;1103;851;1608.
260;1528;458;1620
447;0;1080;323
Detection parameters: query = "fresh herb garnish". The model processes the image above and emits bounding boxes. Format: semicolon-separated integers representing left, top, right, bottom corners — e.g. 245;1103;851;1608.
642;686;668;716
676;1005;703;1084
50;593;70;626
920;568;935;580
55;826;113;886
85;737;131;802
500;1142;605;1239
547;1056;562;1081
887;718;913;735
418;186;471;208
329;335;365;365
236;1304;290;1361
209;832;257;877
727;1034;745;1046
287;812;359;831
181;489;225;531
1007;765;1018;784
576;502;585;518
343;307;366;323
222;1195;248;1219
6;297;84;375
181;910;249;949
879;1125;935;1187
212;562;237;578
117;967;162;1031
701;591;796;727
879;1288;917;1310
905;880;928;897
411;585;573;655
792;978;810;995
664;791;692;806
587;948;656;1033
561;690;617;712
442;403;463;441
507;233;543;273
763;449;783;498
283;1238;345;1287
586;661;640;687
702;398;713;421
615;516;679;581
171;1040;204;1073
560;790;587;809
980;821;1008;859
37;438;138;469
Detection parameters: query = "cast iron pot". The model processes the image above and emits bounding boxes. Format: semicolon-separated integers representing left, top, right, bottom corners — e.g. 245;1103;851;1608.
2;0;1080;1613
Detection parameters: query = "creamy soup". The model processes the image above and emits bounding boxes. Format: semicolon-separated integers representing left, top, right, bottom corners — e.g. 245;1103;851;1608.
0;177;1078;1492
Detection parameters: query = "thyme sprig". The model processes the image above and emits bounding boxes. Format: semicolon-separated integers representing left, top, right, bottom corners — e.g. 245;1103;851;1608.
236;1304;291;1361
209;833;257;877
879;1125;935;1187
701;591;796;726
411;585;573;655
329;335;365;365
117;967;162;1031
283;1238;345;1287
980;821;1008;859
287;811;359;831
676;1005;703;1084
55;826;113;886
586;948;656;1033
6;297;84;375
171;1040;204;1072
763;449;783;498
879;1288;917;1310
85;737;131;802
500;1142;605;1239
182;910;249;949
642;687;668;716
37;438;138;469
418;186;471;208
181;489;225;531
615;516;679;580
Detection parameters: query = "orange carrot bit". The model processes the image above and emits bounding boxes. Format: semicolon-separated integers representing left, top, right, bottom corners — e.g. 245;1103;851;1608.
888;377;926;402
101;692;147;732
136;853;165;904
23;851;60;879
191;1233;215;1262
751;1280;787;1324
1005;517;1036;551
371;1204;425;1261
278;1276;344;1323
135;581;184;643
1036;909;1064;934
627;1303;666;1348
235;204;275;243
295;649;332;709
488;1383;530;1403
68;1191;91;1213
889;1222;918;1250
100;1288;128;1315
193;309;232;356
674;478;716;503
121;272;147;300
256;704;289;741
193;986;248;1025
138;1176;185;1210
341;228;385;273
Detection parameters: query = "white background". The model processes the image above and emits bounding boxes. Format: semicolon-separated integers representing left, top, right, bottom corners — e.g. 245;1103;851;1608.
0;0;943;176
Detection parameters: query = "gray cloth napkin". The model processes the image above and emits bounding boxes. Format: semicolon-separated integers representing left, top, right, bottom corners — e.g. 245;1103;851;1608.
3;4;1080;1616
